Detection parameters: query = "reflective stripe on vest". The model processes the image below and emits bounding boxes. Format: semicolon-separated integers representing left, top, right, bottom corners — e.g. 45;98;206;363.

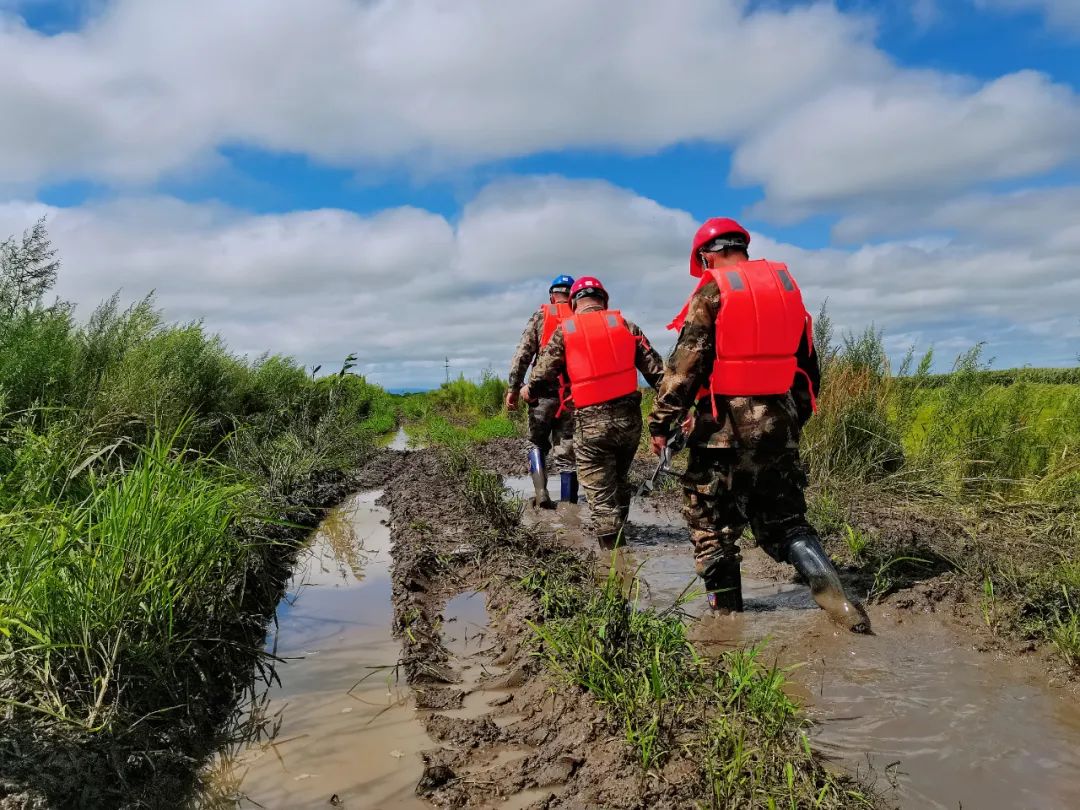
562;309;638;408
540;302;573;347
705;260;807;397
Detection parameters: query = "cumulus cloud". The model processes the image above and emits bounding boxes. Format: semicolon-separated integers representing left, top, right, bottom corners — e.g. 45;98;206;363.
0;0;882;188
733;71;1080;221
1;177;1077;389
2;0;1078;219
975;0;1080;34
831;185;1080;247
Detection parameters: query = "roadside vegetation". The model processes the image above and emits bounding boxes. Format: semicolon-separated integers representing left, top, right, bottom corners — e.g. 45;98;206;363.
796;308;1080;666
400;371;522;447
0;221;395;805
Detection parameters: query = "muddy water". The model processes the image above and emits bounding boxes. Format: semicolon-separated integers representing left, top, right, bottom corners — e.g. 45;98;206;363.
637;537;1080;809
507;473;1080;809
388;427;412;451
208;491;431;810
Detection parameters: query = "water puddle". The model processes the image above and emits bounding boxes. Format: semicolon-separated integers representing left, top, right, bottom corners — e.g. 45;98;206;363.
438;591;526;726
697;602;1080;808
436;591;541;804
503;474;678;543
388;427;412;451
496;787;556;810
206;491;431;809
637;535;1080;809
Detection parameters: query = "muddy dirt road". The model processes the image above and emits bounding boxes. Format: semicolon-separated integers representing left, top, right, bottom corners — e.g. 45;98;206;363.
505;472;1080;809
207;446;1080;809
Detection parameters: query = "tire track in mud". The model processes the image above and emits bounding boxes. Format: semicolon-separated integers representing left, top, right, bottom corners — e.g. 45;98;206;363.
382;449;715;809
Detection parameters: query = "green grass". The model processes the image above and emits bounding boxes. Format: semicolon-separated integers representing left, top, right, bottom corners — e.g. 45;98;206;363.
798;317;1080;665
0;220;398;801
1;428;255;728
521;557;871;807
400;371;524;447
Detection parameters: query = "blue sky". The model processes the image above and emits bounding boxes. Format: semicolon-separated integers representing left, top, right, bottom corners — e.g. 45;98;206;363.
1;0;1077;388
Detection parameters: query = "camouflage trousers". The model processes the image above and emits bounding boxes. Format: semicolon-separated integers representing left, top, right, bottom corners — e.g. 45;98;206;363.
575;397;642;537
681;444;814;579
528;394;575;473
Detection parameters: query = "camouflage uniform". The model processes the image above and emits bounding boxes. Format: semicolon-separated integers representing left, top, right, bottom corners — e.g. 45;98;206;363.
532;306;664;539
508;308;575;472
647;278;820;579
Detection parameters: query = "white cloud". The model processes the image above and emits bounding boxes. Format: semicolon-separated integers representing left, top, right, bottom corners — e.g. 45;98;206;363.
733;70;1080;221
831;185;1080;247
3;0;1078;220
976;0;1080;34
1;177;1077;389
0;0;883;188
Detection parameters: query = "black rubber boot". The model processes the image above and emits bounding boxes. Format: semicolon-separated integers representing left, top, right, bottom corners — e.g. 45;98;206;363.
703;561;743;613
788;534;871;633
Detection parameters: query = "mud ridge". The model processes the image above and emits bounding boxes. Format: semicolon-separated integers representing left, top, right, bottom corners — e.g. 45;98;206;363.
381;448;721;809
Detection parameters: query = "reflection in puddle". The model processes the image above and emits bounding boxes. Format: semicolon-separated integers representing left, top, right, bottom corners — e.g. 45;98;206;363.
496;786;556;810
388;427;412;451
439;591;516;721
206;491;430;809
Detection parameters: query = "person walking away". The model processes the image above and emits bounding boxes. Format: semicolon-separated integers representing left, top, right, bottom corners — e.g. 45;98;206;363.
524;277;664;549
506;275;578;508
648;218;869;632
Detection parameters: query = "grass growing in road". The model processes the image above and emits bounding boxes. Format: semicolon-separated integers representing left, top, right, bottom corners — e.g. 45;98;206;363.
522;560;872;808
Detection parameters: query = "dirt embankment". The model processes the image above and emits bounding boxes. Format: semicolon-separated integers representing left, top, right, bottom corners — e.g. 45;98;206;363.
0;459;390;810
381;449;727;809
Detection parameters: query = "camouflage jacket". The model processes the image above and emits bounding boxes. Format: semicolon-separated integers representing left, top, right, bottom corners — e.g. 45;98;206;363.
529;306;665;406
507;308;546;392
647;278;820;449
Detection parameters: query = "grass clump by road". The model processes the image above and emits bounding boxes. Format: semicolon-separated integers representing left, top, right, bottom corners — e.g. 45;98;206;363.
522;560;873;808
0;220;396;806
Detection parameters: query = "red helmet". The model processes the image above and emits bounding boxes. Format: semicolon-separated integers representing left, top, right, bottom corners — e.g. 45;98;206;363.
569;276;607;306
690;217;750;277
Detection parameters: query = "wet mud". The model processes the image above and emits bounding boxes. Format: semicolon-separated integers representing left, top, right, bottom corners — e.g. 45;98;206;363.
206;442;1080;809
503;467;1080;809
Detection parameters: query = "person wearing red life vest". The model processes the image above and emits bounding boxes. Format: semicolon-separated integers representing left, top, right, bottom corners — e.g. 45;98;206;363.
506;275;578;509
523;277;664;549
647;218;868;632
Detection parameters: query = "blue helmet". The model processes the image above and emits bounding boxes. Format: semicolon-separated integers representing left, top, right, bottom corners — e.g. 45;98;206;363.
549;274;574;294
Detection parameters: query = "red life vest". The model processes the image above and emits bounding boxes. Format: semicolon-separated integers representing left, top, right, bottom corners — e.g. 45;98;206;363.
562;309;638;408
540;302;573;347
668;260;813;408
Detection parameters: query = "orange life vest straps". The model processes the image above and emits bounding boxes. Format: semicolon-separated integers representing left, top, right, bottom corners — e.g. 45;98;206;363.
562;309;639;409
540;302;573;347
